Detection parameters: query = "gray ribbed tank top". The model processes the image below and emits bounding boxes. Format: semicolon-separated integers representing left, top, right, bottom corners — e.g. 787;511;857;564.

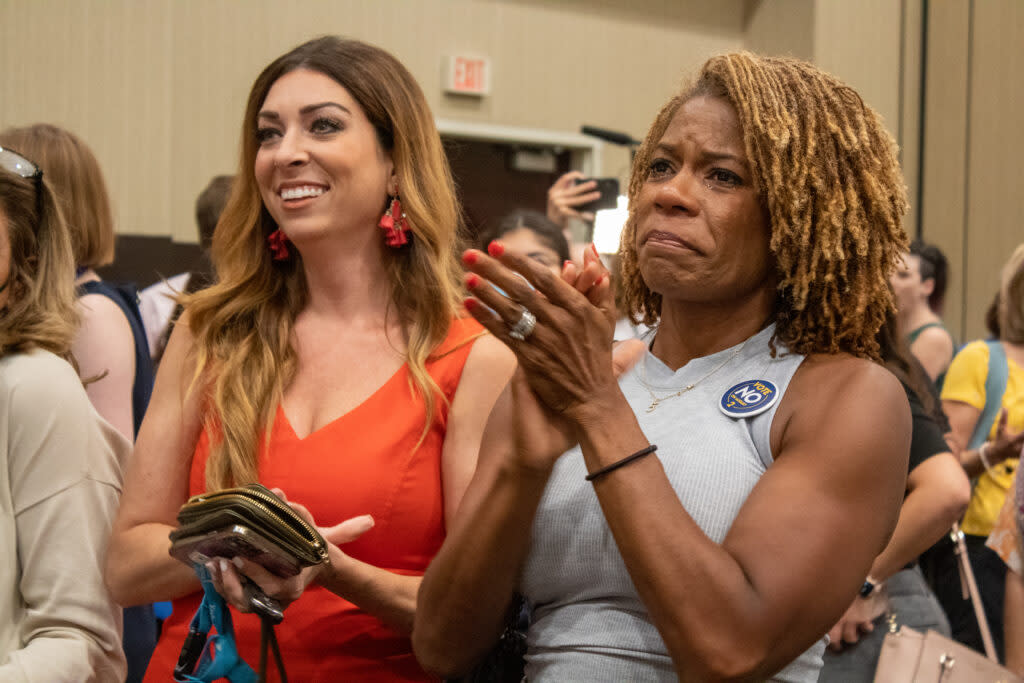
519;324;825;682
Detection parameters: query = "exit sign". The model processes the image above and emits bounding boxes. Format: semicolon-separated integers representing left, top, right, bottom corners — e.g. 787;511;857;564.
443;55;490;96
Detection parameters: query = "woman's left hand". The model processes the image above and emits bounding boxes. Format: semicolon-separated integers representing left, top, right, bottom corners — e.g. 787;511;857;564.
463;241;619;422
825;590;887;651
208;489;374;613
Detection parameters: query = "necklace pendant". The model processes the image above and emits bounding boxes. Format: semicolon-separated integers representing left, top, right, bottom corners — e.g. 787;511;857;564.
647;398;660;413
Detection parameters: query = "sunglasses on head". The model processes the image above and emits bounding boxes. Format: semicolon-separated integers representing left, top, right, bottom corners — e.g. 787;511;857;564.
0;146;42;183
0;146;45;230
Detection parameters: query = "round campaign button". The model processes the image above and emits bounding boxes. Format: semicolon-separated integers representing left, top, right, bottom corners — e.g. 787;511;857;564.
719;379;778;418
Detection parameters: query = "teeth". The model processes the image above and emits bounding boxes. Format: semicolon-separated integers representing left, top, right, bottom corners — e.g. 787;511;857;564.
280;186;326;200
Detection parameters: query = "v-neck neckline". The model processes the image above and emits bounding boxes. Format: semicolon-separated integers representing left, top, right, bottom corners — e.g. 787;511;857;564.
278;361;409;442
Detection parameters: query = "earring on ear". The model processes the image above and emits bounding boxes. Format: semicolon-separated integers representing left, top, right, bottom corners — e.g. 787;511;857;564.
378;189;411;247
268;229;290;260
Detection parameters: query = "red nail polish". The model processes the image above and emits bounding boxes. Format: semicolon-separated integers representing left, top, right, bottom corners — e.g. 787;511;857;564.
463;297;478;311
590;243;600;256
487;241;505;257
466;274;481;288
563;260;573;269
462;250;478;265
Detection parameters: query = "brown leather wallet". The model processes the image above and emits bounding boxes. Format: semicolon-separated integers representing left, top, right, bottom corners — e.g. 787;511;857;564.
169;483;328;577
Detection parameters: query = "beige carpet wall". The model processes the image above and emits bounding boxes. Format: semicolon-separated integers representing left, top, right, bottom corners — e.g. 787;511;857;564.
2;0;1020;340
0;0;747;243
920;0;1024;342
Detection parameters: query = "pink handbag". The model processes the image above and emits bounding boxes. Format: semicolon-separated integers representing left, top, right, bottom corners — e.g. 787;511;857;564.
874;524;1022;682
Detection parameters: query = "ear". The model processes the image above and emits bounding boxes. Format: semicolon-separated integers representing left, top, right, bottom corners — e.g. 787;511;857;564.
921;277;935;298
384;152;398;196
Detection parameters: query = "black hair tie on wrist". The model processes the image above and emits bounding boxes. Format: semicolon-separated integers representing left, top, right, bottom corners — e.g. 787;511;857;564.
585;444;658;482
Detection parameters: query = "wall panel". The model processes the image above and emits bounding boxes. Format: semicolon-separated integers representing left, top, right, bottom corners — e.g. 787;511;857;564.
2;0;746;243
963;0;1024;339
920;0;971;341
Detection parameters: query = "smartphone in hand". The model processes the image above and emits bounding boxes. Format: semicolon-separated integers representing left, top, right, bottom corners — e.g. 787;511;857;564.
574;177;620;214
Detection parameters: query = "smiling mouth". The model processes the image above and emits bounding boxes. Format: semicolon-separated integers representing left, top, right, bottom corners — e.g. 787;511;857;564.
279;185;327;200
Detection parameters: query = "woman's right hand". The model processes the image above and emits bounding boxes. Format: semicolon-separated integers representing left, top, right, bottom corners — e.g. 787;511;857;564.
465;243;645;470
208;492;374;613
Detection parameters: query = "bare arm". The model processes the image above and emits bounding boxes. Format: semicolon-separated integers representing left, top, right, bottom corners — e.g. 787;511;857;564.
104;317;204;606
414;372;555;676
867;453;970;580
570;357;909;680
74;293;136;441
909;326;954;383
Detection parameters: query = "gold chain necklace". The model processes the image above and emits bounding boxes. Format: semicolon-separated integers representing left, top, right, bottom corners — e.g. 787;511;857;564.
638;339;749;413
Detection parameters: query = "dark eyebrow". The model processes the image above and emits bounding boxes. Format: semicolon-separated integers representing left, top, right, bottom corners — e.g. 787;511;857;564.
300;102;351;116
257;102;351;121
654;142;748;169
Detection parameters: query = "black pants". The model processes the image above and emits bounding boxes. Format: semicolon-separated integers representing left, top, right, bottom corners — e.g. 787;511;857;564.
921;533;1006;661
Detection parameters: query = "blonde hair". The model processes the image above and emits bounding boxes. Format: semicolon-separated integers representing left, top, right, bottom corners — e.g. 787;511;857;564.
998;244;1024;344
186;36;465;490
0;168;78;360
0;124;115;268
620;53;908;360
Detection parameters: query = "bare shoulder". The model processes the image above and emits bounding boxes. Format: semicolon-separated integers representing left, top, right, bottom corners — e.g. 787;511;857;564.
912;325;955;355
76;292;133;342
459;332;517;390
771;353;908;458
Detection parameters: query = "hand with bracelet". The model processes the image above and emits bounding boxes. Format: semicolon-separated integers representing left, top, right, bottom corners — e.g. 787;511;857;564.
977;409;1024;475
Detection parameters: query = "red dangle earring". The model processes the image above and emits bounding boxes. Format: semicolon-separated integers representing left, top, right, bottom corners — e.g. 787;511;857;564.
267;229;290;260
378;193;411;247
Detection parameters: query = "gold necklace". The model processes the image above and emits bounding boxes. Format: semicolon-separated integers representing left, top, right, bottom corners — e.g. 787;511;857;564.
638;339;749;413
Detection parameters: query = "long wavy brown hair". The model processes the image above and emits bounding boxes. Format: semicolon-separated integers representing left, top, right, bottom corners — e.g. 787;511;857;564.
186;36;465;490
620;53;908;360
0;168;78;360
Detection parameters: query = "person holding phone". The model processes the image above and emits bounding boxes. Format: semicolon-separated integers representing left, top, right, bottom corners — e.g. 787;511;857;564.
415;53;912;681
105;36;515;681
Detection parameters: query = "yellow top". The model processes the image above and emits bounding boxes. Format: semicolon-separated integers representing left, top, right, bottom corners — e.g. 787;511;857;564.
941;340;1024;536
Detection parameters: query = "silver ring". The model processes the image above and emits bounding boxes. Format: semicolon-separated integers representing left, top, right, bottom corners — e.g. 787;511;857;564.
508;308;537;341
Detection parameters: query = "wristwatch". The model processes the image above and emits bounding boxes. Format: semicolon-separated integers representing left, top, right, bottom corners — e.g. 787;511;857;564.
859;577;880;598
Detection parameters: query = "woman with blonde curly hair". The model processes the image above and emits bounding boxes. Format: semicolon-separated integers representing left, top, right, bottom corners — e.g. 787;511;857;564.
106;36;513;680
416;53;913;681
0;149;128;681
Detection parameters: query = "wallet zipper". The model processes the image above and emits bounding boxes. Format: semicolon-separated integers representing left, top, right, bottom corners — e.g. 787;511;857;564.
182;486;326;557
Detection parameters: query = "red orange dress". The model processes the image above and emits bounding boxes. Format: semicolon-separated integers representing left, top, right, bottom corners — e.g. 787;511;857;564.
145;318;483;682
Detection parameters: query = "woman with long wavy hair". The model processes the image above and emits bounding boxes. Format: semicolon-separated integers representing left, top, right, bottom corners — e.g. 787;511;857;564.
105;36;514;680
0;149;128;681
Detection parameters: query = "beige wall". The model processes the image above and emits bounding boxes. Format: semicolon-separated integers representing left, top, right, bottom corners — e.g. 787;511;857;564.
5;1;1020;342
920;0;1024;341
744;0;814;64
1;0;746;243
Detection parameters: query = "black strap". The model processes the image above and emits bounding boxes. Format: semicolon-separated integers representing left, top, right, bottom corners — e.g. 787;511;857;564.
258;616;287;683
585;444;658;482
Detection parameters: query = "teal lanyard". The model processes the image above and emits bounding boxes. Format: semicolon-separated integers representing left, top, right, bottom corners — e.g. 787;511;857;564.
173;564;259;683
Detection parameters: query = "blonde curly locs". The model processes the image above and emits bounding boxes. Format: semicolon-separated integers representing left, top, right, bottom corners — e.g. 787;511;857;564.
620;52;908;360
185;36;466;490
0;170;78;361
